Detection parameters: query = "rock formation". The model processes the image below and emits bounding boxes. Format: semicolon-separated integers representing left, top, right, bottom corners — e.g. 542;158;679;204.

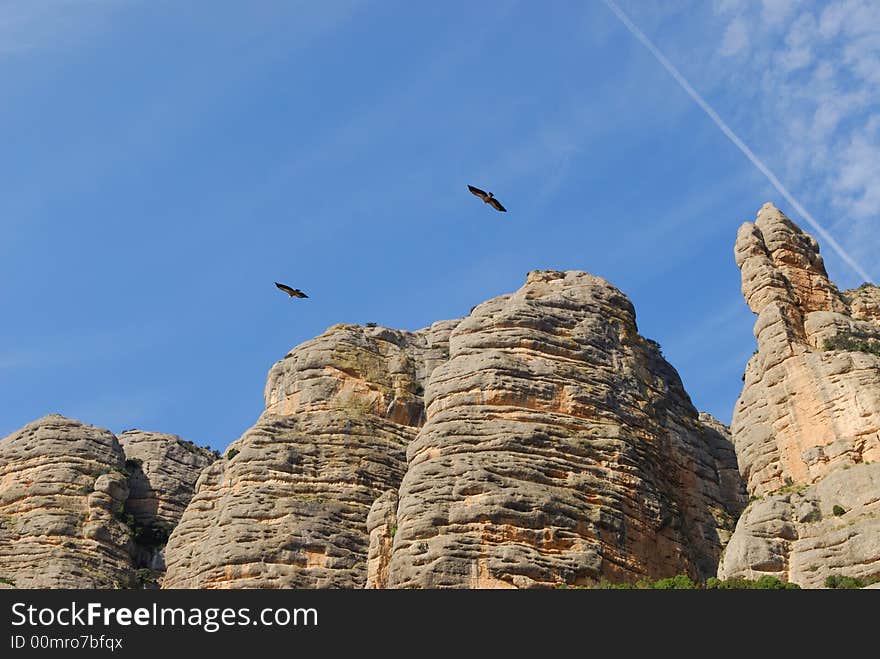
164;271;745;589
0;415;133;588
0;416;214;589
719;202;880;588
162;323;455;588
378;270;744;588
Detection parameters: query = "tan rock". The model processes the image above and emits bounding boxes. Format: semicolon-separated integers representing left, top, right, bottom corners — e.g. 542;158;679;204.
164;271;746;589
365;489;398;589
719;463;880;588
162;323;457;588
383;270;745;588
0;415;133;589
723;203;880;586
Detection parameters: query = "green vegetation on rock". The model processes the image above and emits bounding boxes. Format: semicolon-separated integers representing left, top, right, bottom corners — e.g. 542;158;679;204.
822;335;880;357
591;574;800;589
824;574;878;589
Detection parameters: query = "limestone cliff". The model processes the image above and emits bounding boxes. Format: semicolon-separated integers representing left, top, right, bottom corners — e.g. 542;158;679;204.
0;415;133;588
376;270;744;588
164;271;745;589
719;202;880;588
0;416;213;588
162;323;455;588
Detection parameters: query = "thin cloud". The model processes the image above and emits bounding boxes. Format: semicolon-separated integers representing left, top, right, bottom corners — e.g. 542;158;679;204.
706;0;879;281
720;17;749;57
603;0;876;284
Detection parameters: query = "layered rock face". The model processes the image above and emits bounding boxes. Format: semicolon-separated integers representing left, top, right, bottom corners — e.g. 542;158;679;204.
720;203;880;587
162;323;455;588
164;271;744;589
0;415;133;588
4;271;752;590
372;270;744;588
0;417;215;588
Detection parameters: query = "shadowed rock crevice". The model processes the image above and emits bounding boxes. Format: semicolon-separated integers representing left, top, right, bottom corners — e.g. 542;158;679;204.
118;431;217;587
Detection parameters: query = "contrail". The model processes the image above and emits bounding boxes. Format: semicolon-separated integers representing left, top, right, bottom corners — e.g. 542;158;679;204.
601;0;874;284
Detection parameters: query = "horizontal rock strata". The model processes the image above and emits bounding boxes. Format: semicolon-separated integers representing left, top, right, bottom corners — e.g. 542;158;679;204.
162;323;456;588
379;270;745;588
0;415;133;588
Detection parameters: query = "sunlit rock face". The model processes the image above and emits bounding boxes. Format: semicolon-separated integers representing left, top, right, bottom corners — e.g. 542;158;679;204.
163;270;744;589
0;415;216;589
0;415;134;589
379;270;744;588
162;322;456;588
720;203;880;588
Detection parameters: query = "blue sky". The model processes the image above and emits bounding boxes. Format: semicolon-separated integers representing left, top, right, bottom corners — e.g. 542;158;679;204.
1;1;877;450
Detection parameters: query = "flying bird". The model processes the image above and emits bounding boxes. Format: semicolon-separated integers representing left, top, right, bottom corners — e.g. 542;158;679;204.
275;282;309;298
467;184;507;212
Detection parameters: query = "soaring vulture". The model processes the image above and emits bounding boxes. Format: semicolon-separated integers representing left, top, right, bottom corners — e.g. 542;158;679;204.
467;184;507;212
275;282;309;298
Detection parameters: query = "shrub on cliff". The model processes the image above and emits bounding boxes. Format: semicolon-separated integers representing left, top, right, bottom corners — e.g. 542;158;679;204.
822;335;880;357
824;574;874;589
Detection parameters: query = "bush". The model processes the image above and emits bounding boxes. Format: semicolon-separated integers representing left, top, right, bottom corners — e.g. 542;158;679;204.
116;509;137;532
133;522;172;548
124;457;143;471
0;576;15;586
226;448;240;460
597;574;698;589
365;322;378;328
832;505;845;516
591;575;802;590
822;335;880;357
652;574;698;590
414;384;424;396
644;338;664;357
135;568;160;589
825;574;865;589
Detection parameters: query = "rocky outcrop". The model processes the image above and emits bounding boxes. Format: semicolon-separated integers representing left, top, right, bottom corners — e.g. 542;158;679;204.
379;270;744;588
0;415;133;589
162;323;457;588
365;490;398;589
0;416;216;589
163;271;746;589
720;202;880;587
4;267;760;589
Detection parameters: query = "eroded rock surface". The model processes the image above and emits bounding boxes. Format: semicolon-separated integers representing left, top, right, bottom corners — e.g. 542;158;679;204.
381;270;744;588
163;272;747;589
162;323;457;588
0;415;133;588
721;203;880;586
